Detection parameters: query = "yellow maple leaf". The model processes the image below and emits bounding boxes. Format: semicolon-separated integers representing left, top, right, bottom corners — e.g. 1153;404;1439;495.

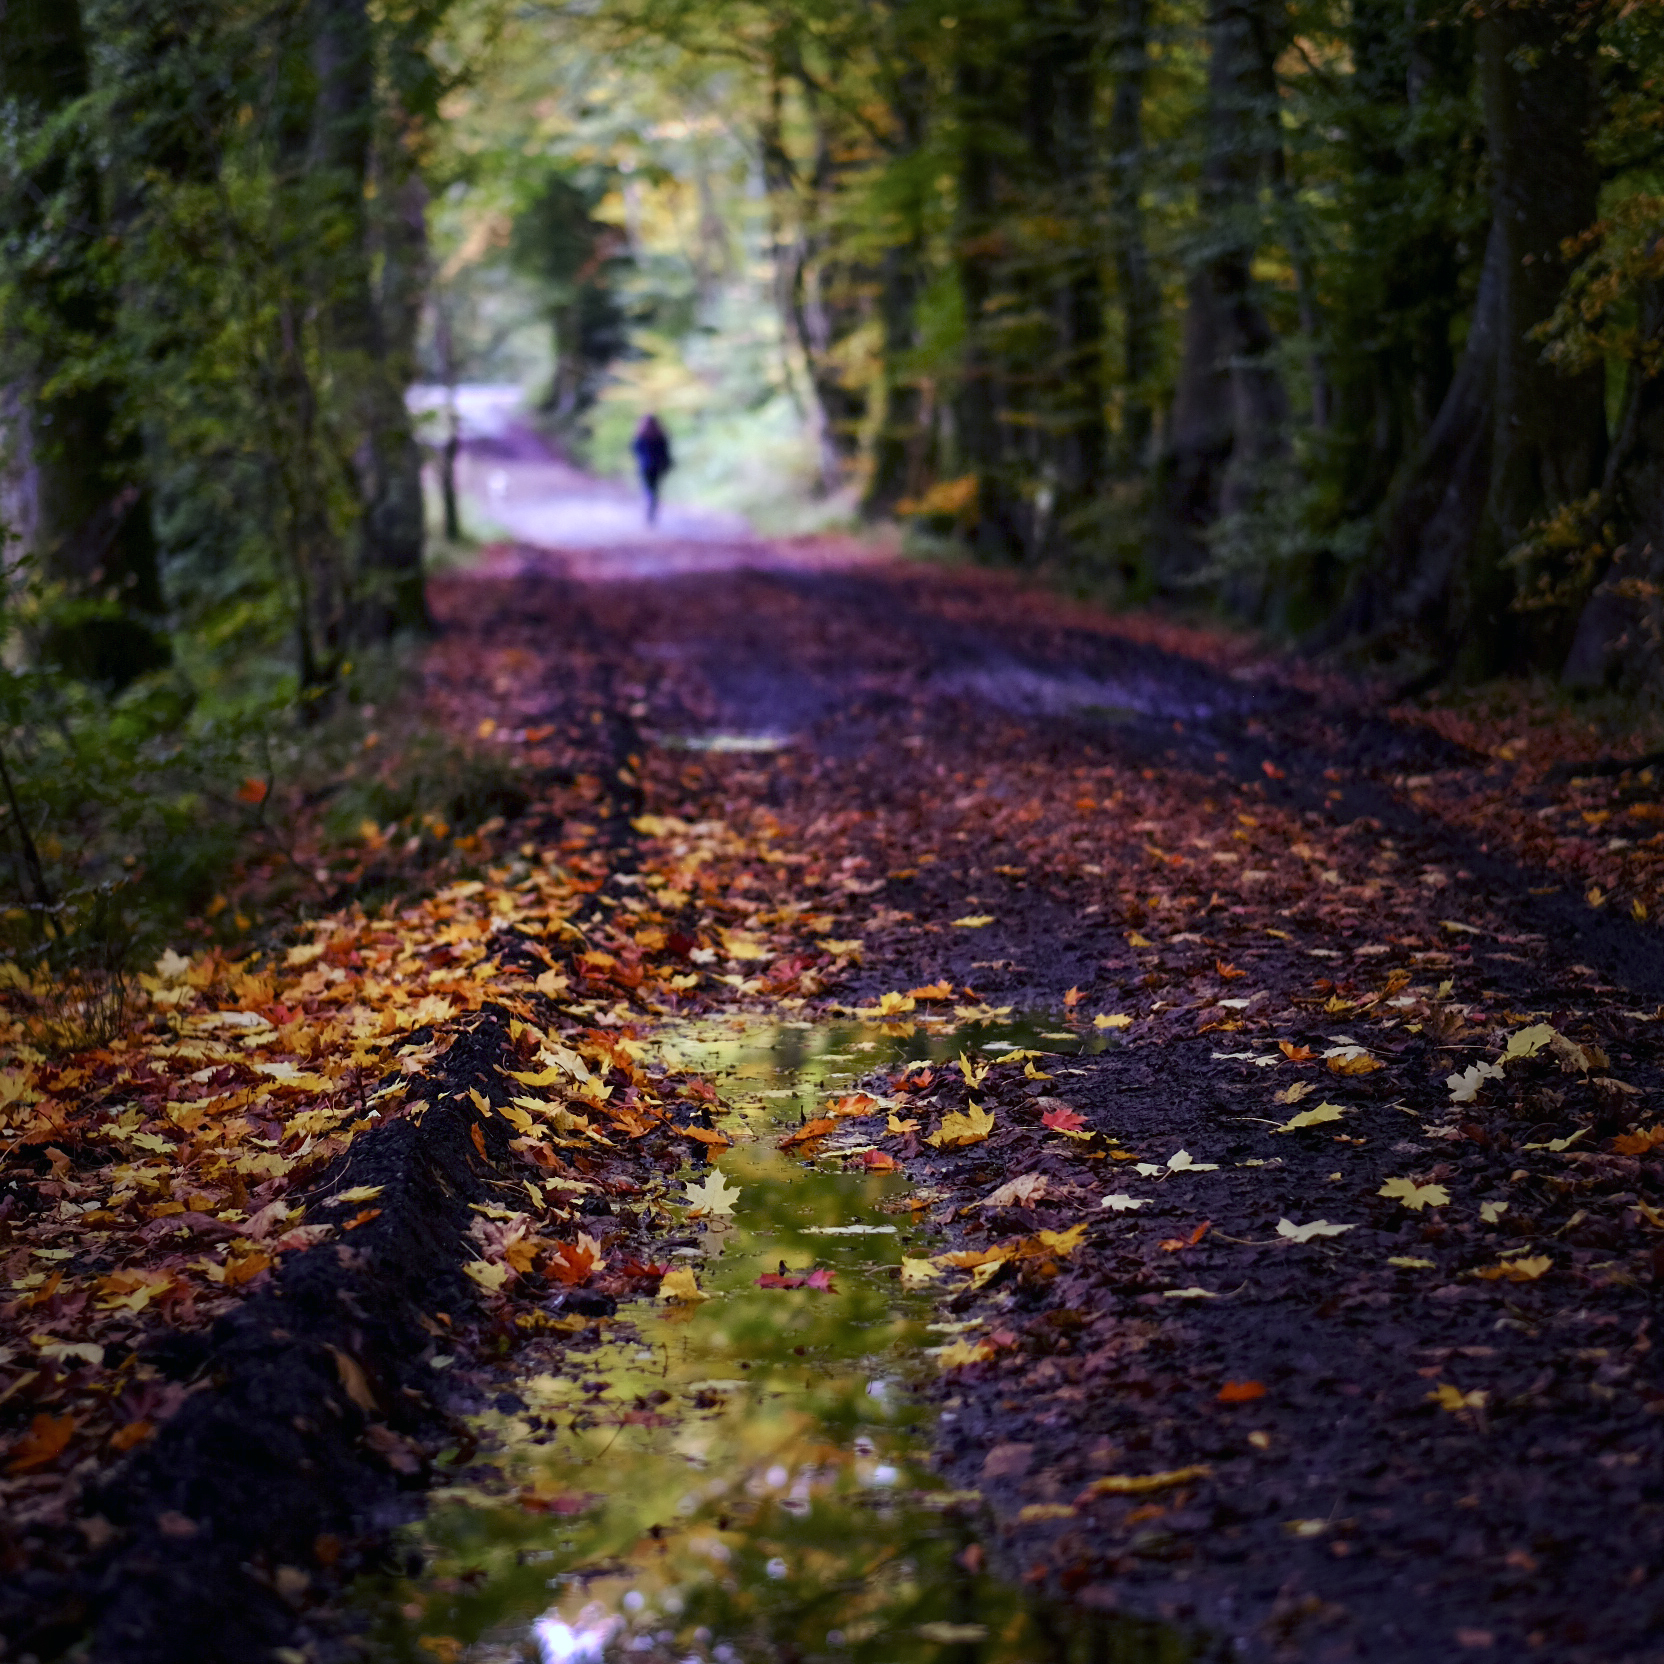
927;1103;995;1148
874;991;917;1015
1427;1383;1488;1413
335;1184;385;1204
936;1338;997;1370
887;1112;920;1134
1378;1177;1450;1211
1093;1012;1133;1030
1273;1102;1346;1133
952;915;995;929
900;1257;942;1288
1471;1255;1551;1282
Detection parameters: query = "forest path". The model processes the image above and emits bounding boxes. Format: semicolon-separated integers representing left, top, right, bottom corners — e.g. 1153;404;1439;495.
410;554;1664;1662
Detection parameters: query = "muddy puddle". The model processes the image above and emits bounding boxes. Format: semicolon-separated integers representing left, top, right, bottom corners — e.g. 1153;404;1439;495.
359;1017;1202;1664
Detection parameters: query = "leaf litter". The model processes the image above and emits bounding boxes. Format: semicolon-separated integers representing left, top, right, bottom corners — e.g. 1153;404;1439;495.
6;560;1664;1661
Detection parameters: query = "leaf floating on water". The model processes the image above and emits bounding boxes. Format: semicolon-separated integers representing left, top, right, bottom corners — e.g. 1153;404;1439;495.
1093;1013;1133;1029
1378;1177;1450;1211
683;1170;741;1216
658;1266;709;1303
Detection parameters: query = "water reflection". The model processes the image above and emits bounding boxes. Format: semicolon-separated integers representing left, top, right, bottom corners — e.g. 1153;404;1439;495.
357;1016;1200;1664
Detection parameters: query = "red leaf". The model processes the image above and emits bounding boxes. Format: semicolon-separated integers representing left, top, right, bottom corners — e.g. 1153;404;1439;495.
236;777;269;805
861;1150;900;1171
1041;1104;1087;1132
1217;1379;1266;1403
548;1242;598;1286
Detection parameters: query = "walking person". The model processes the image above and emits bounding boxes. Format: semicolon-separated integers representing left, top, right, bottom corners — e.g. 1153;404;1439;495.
631;414;673;525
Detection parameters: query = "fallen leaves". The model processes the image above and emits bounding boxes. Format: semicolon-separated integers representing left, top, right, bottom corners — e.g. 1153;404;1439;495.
1040;1103;1089;1134
1077;1464;1212;1499
6;1413;75;1474
1276;1218;1356;1242
1470;1255;1551;1282
756;1266;835;1290
927;1103;995;1148
1273;1101;1346;1133
1217;1380;1266;1403
1379;1177;1451;1211
977;1173;1049;1209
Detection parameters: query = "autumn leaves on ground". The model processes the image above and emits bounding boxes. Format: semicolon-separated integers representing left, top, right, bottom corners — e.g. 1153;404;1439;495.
6;547;1664;1663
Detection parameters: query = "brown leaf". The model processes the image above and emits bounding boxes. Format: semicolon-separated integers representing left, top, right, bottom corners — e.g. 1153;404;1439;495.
6;1413;74;1474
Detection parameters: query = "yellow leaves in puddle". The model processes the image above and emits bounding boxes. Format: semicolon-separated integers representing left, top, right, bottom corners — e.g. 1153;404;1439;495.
1273;1101;1346;1133
901;1257;943;1289
927;1103;995;1148
1077;1465;1211;1500
683;1169;741;1216
951;915;996;928
1379;1177;1450;1211
1471;1255;1551;1282
1093;1013;1133;1030
658;1266;709;1303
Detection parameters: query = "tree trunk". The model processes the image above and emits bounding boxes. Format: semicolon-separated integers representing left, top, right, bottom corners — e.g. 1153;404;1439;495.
0;0;169;687
864;45;927;519
1333;3;1602;677
955;51;1029;560
1107;0;1156;473
1563;268;1664;690
1148;0;1290;591
312;0;427;644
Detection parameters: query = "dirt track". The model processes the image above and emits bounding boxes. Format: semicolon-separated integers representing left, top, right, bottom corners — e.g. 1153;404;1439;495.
421;553;1664;1663
9;541;1664;1663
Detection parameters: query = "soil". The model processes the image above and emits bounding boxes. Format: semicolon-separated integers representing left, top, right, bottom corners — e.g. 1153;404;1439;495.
7;544;1664;1662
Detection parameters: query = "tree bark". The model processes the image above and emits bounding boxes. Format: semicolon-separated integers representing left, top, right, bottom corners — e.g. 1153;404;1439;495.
864;42;928;519
312;0;427;644
1107;0;1156;474
1333;2;1602;677
0;0;170;687
1563;268;1664;689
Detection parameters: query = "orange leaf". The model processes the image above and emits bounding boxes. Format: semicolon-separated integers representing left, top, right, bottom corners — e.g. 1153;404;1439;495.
223;1249;274;1285
861;1150;900;1172
1613;1125;1664;1155
1062;986;1084;1007
1215;960;1246;980
547;1241;599;1286
235;777;269;805
679;1125;732;1150
1279;1042;1314;1062
470;1123;487;1159
341;1210;381;1233
110;1420;155;1452
1217;1380;1266;1404
1328;1054;1383;1076
780;1116;837;1149
7;1413;74;1473
907;981;954;1001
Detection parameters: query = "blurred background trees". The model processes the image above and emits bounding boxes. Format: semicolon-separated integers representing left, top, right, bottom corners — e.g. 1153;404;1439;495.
3;0;1664;1006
